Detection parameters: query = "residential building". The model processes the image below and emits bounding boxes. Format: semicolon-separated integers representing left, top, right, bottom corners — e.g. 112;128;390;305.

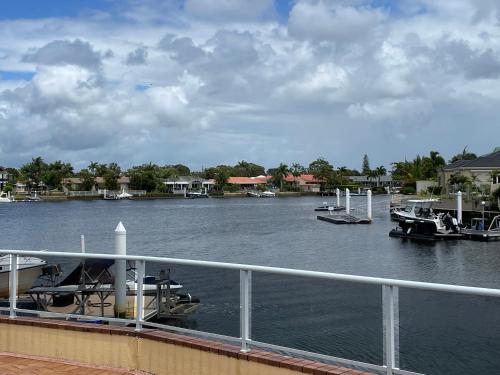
283;174;322;192
62;176;131;193
439;149;500;195
347;175;394;188
163;176;215;195
226;176;271;190
0;168;13;191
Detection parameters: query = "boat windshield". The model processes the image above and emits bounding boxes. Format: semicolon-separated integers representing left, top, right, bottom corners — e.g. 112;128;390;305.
404;201;434;214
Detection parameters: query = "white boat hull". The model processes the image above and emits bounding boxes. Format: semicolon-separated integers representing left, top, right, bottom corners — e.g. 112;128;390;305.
0;265;45;298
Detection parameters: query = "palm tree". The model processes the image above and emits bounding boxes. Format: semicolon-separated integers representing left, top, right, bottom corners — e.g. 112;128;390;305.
367;169;378;187
88;161;99;176
290;163;304;189
375;166;387;187
274;163;289;191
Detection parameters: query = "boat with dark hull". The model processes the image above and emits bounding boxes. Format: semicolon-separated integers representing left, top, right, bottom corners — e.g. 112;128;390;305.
390;199;462;241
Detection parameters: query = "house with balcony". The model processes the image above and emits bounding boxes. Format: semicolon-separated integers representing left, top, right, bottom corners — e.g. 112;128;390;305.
163;176;215;195
62;176;131;193
439;148;500;195
347;175;394;188
0;168;13;191
283;174;322;192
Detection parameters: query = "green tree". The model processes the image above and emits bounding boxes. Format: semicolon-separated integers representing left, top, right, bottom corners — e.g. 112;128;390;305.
42;160;74;189
289;163;305;189
20;157;48;190
78;169;95;191
128;163;160;192
450;146;477;163
308;158;334;188
362;154;371;175
214;168;229;191
231;161;266;177
103;163;121;190
272;163;289;191
374;165;387;187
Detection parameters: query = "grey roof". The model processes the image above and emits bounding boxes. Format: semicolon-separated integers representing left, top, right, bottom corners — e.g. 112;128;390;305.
347;175;393;182
164;176;208;183
443;150;500;170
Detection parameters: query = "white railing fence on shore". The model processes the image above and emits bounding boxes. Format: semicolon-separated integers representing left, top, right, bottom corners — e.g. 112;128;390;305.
2;240;500;374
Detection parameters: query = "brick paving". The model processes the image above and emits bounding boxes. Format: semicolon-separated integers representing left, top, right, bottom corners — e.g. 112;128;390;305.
0;353;144;375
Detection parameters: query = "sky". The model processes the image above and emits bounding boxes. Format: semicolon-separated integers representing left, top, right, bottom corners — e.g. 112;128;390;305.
1;0;500;171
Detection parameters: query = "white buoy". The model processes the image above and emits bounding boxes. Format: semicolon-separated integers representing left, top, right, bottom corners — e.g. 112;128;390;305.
114;222;127;318
336;188;340;207
367;189;372;221
456;191;462;224
346;188;350;213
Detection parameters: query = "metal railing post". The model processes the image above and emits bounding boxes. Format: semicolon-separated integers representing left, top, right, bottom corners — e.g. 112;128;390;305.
9;254;18;319
135;260;145;331
240;270;252;352
383;285;399;375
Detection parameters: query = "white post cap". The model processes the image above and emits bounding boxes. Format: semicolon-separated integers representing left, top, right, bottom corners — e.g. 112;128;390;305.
115;221;126;233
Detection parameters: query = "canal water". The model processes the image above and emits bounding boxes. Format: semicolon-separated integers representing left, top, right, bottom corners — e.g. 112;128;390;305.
1;196;499;375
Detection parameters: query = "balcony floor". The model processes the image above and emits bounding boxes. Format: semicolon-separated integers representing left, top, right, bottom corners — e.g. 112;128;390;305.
0;353;145;374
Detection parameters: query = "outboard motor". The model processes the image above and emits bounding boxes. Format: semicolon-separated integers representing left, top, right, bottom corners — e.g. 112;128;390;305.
443;213;459;233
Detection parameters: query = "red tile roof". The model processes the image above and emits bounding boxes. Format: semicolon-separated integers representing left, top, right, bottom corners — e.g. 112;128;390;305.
283;174;322;183
227;176;270;185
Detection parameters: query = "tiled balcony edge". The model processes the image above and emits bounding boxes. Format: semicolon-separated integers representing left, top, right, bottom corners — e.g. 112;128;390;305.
0;316;374;375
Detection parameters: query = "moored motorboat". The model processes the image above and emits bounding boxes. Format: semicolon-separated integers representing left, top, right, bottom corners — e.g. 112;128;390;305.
390;199;461;240
247;191;261;197
117;189;133;199
0;255;46;298
260;191;276;198
185;190;209;198
0;191;13;203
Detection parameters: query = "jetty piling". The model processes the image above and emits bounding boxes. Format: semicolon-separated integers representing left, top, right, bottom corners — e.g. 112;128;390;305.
336;188;340;207
367;189;372;221
114;222;127;318
80;235;85;253
345;188;350;213
456;191;462;224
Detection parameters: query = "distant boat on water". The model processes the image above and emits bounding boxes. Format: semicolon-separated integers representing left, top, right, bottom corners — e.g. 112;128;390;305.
0;191;13;203
260;191;276;198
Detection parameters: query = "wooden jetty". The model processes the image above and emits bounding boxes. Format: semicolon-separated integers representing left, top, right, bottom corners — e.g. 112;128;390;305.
317;214;371;224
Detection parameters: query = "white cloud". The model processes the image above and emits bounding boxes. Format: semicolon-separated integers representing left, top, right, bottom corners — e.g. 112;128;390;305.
1;0;500;169
288;1;386;43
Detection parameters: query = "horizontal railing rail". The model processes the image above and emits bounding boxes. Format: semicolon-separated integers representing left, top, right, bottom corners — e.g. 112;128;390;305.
2;248;500;375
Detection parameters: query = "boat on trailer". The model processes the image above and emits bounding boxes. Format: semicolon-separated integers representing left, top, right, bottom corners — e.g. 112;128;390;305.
0;255;46;298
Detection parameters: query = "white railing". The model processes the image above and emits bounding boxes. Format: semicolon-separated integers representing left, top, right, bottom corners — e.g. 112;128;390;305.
2;248;500;375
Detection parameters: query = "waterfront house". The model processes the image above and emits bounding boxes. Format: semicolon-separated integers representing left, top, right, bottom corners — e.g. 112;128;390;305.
283;174;322;192
0;168;13;191
226;176;271;190
439;148;500;195
14;181;28;194
62;176;131;193
347;175;394;188
163;176;215;195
